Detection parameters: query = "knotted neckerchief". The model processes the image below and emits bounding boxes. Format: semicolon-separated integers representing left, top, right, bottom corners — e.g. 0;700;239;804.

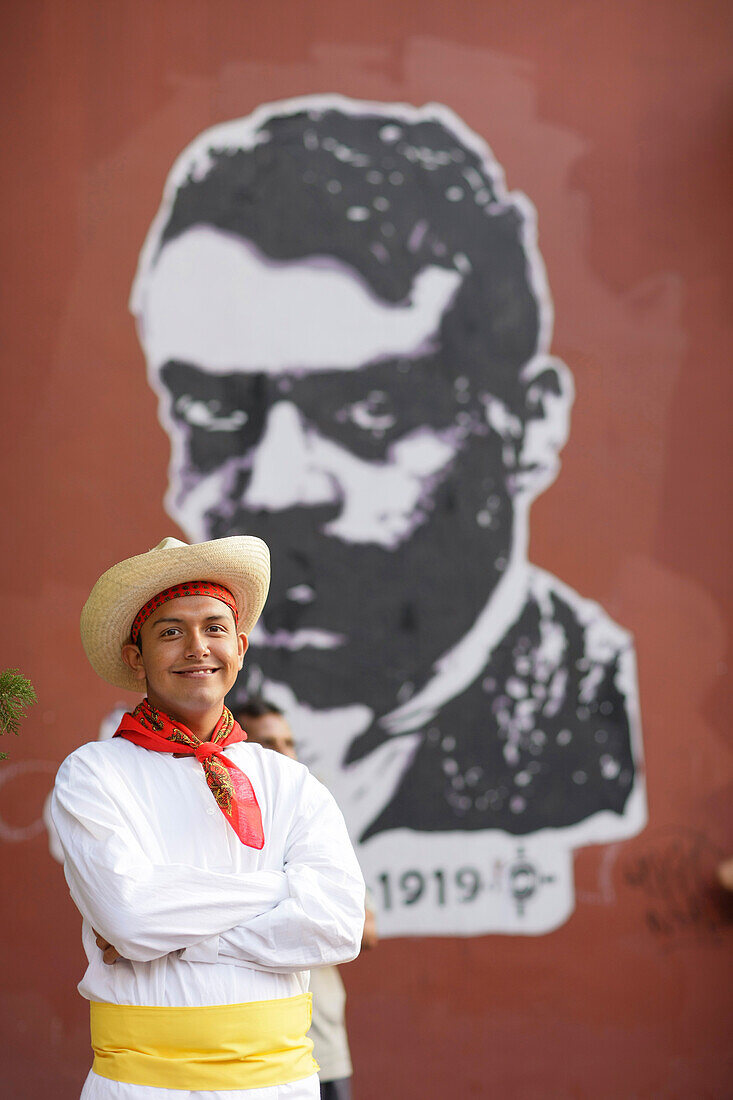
114;699;264;849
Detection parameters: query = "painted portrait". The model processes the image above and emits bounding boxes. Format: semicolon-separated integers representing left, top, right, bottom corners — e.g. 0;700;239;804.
130;96;646;934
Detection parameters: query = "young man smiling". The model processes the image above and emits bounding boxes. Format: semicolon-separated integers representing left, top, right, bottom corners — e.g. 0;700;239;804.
122;592;247;738
52;536;365;1100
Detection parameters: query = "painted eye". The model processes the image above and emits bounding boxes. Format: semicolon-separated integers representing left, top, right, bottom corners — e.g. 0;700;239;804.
175;395;248;432
336;391;396;436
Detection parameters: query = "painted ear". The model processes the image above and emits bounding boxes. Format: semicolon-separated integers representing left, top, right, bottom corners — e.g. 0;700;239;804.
513;357;575;497
521;356;575;423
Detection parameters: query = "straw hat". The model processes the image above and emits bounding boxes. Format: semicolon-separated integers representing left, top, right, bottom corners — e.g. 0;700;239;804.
80;536;270;692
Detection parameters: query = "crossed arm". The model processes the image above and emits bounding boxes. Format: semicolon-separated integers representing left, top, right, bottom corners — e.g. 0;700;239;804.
52;753;365;972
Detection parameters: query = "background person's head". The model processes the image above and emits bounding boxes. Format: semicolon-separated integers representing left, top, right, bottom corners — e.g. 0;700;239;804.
132;97;573;719
236;697;298;760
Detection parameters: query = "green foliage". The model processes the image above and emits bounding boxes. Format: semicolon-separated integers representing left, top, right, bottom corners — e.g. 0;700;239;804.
0;668;37;759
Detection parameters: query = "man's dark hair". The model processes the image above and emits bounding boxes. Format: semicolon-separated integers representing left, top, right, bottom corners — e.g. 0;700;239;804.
157;103;546;416
235;696;284;720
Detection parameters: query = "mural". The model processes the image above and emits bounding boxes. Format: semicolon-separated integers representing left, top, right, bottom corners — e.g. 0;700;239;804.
130;95;646;935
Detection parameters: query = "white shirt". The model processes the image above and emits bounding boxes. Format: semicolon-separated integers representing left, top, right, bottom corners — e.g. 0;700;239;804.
52;735;365;1099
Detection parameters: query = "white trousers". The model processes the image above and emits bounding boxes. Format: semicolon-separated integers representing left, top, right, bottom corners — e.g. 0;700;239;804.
80;1070;320;1100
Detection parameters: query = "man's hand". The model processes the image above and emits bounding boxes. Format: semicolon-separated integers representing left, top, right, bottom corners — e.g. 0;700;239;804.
93;928;124;965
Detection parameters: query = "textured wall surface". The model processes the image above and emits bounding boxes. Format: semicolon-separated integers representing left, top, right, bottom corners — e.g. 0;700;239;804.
1;2;730;1097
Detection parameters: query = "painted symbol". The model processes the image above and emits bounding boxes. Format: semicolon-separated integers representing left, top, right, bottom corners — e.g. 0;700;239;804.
508;847;555;916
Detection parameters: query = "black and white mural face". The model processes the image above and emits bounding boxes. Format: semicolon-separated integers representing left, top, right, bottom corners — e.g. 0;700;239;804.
132;95;646;935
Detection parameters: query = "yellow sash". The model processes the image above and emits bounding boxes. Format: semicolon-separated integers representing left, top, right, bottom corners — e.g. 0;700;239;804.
90;993;317;1090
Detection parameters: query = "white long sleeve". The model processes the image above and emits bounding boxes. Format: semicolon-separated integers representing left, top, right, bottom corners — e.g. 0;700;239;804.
51;736;364;997
52;736;343;1100
214;770;365;972
52;751;289;962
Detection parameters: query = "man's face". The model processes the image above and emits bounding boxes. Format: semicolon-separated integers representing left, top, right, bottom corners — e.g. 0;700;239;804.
141;227;520;717
124;594;246;724
241;713;298;760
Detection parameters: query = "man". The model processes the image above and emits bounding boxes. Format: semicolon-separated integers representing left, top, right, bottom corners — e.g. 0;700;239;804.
130;97;645;930
237;699;299;762
51;535;365;1098
237;698;378;1100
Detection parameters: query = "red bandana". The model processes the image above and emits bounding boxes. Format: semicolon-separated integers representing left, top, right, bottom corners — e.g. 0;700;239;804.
114;699;264;849
130;581;238;645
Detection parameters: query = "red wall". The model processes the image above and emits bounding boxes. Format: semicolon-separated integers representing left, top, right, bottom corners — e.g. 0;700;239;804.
1;2;731;1096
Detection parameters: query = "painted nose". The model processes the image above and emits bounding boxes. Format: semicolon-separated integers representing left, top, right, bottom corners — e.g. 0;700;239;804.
242;400;337;512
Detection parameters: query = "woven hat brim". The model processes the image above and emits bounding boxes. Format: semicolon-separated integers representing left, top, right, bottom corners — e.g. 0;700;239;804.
80;537;270;692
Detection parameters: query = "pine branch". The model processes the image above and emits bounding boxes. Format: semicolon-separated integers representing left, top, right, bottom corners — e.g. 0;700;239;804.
0;669;37;758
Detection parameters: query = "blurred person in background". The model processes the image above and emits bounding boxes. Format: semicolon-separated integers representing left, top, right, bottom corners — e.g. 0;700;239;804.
237;697;378;1100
